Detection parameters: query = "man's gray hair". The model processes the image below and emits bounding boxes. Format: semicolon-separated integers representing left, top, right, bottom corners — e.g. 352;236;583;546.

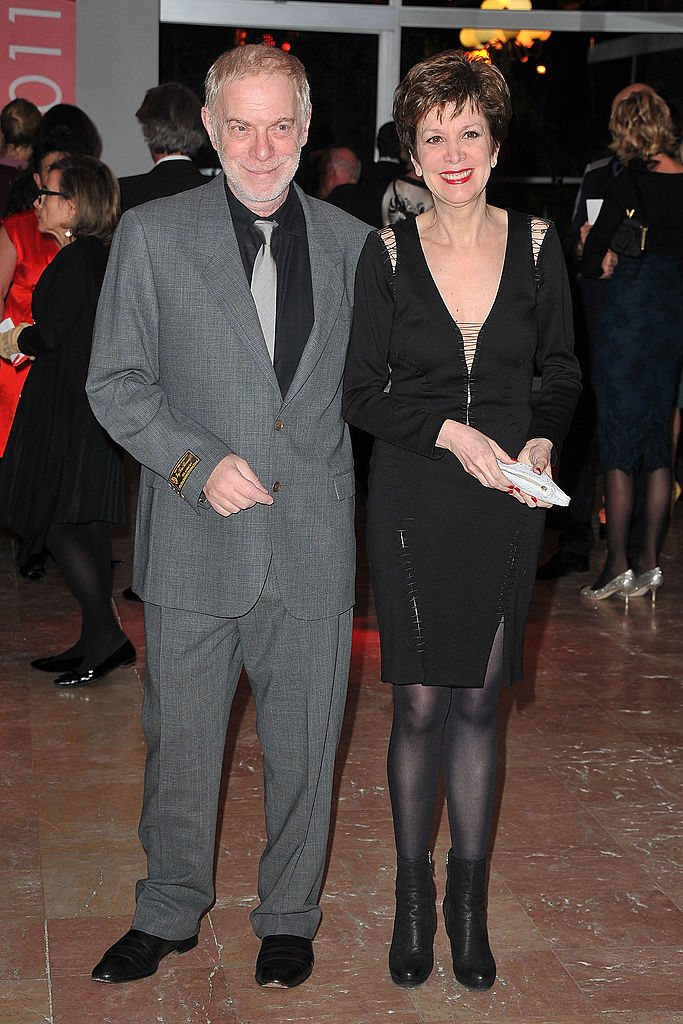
204;44;311;129
136;82;207;157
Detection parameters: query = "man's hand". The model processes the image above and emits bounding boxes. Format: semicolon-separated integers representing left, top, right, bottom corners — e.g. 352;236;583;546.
203;454;274;517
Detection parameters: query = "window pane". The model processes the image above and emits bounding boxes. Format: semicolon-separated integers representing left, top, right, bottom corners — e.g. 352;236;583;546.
401;26;683;235
404;0;678;9
160;24;379;188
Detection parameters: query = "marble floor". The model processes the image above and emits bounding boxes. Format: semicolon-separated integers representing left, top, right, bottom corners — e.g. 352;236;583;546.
1;501;681;1024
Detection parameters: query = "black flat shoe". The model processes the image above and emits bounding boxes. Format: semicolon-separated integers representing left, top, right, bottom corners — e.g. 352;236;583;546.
91;928;198;983
31;653;83;673
254;935;314;988
54;640;135;687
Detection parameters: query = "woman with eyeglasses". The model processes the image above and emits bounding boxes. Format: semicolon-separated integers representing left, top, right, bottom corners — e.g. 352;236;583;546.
0;154;135;685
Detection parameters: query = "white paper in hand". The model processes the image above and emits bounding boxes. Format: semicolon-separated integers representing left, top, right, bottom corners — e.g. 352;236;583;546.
0;316;30;368
497;460;570;507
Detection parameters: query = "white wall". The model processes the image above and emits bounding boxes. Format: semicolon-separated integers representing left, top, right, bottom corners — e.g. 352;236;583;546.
76;0;159;177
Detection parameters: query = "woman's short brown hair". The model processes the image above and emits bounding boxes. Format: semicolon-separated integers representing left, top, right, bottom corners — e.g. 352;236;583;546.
393;50;511;159
53;155;120;245
609;90;678;165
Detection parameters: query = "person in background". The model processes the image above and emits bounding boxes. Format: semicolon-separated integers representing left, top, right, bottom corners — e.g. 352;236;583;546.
317;145;375;224
40;103;102;158
580;89;683;604
344;50;580;993
1;131;92;580
537;83;656;581
4;104;101;216
363;120;403;227
381;149;434;225
118;82;208;212
0;98;41;216
0;155;133;681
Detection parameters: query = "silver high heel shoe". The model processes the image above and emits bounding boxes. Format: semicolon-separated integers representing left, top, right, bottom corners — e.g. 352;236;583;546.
629;567;663;606
580;569;636;606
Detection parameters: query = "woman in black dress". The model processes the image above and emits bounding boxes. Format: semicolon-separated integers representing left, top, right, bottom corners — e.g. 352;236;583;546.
343;52;581;991
580;90;683;605
0;154;134;684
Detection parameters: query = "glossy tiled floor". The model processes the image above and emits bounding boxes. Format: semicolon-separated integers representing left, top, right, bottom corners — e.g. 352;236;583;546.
1;499;681;1024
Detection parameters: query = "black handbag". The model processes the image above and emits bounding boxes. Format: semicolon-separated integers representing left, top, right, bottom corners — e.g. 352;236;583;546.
610;172;648;258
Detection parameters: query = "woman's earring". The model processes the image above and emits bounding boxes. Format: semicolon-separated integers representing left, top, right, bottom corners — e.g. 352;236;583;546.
65;228;72;238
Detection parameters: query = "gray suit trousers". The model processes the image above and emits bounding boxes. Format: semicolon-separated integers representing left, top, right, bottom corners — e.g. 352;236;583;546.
133;566;352;940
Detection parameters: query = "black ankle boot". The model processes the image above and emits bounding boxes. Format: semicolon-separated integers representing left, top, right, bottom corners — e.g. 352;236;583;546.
388;852;437;987
443;851;496;990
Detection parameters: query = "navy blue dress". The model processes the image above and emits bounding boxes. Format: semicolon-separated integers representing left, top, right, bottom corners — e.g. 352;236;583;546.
582;168;683;473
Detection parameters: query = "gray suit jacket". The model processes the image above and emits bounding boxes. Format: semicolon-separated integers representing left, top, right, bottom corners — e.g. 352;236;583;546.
87;174;370;619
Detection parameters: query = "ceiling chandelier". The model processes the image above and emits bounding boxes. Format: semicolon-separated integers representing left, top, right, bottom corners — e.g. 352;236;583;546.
460;0;551;57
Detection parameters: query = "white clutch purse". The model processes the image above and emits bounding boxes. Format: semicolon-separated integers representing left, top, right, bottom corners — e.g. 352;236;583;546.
497;460;570;507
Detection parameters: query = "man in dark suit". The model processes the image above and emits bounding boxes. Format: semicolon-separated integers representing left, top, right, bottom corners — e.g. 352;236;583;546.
118;82;208;212
87;44;369;991
362;120;402;227
318;145;375;224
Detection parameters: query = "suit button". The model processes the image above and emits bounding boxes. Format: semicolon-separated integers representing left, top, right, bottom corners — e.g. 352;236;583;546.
274;419;283;431
272;481;281;492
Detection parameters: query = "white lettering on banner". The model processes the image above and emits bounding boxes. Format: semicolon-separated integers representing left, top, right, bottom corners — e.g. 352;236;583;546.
10;45;62;58
2;0;74;109
9;7;62;19
9;74;62;107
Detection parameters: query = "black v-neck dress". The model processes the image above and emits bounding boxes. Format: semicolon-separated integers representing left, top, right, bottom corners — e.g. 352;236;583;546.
343;210;581;688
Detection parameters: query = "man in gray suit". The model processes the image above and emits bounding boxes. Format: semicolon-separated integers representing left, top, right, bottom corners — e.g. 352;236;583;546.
87;44;369;989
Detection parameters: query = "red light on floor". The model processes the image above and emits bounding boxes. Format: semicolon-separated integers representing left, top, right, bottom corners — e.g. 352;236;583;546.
282;42;291;52
536;64;547;75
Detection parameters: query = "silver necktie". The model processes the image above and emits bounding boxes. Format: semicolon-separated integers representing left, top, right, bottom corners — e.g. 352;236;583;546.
251;219;277;362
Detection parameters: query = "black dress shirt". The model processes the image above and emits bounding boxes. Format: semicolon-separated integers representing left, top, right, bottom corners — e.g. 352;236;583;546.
225;182;314;397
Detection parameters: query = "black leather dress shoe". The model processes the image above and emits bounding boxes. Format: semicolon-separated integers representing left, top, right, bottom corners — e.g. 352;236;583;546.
536;552;590;580
53;639;135;686
254;935;314;988
92;928;198;983
20;560;46;581
31;653;82;673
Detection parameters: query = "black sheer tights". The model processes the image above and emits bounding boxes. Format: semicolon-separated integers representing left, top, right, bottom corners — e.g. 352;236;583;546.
387;623;504;862
45;521;125;662
594;466;671;588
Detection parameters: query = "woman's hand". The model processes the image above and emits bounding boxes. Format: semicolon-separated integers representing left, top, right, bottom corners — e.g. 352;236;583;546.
0;323;31;362
436;419;513;491
600;249;618;279
576;220;591;257
514;437;554;508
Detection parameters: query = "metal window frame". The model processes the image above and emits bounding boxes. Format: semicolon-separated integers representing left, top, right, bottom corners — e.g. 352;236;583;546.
160;2;683;133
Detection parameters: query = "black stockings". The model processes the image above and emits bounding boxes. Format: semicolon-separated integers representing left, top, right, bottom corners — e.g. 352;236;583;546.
387;623;504;862
596;466;671;587
45;521;124;662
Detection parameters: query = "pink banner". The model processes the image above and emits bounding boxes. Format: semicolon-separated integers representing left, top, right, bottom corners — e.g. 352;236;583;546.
1;0;76;111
